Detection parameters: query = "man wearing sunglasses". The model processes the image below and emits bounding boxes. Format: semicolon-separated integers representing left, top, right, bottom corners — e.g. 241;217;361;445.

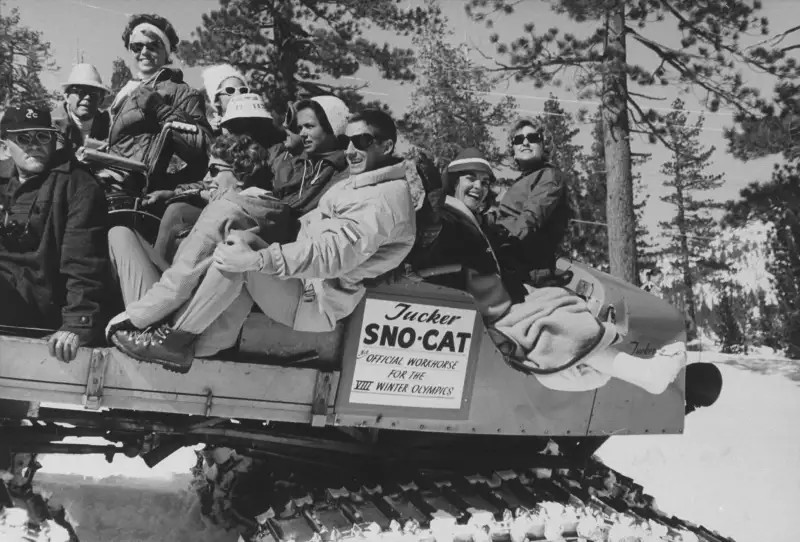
485;117;571;302
52;63;111;154
0;106;109;363
106;109;417;372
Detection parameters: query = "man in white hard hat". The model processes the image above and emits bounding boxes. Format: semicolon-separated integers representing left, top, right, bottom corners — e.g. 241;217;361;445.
52;63;111;154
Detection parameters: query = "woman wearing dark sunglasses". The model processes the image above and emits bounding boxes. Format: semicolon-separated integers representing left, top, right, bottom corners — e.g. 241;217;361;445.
202;64;250;132
104;13;212;190
484;117;571;302
105;132;293;371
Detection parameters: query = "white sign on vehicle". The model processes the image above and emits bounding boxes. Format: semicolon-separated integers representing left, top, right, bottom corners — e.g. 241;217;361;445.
349;298;477;409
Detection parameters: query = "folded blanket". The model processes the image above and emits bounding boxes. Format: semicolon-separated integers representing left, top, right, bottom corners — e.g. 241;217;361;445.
490;285;686;394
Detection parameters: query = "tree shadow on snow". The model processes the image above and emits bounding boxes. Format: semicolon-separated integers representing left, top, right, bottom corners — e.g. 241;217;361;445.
707;355;800;384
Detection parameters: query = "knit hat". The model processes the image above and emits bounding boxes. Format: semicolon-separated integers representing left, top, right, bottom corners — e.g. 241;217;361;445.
442;147;495;196
295;95;350;137
220;93;272;126
202;64;247;105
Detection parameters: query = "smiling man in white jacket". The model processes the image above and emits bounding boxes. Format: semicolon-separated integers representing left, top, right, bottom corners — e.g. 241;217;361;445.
108;109;418;370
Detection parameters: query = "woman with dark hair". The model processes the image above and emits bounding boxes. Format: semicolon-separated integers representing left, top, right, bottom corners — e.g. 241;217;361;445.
105;13;213;189
146;93;287;263
105;132;293;355
267;95;350;220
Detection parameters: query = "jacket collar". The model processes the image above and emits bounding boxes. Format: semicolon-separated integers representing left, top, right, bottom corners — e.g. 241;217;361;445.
4;153;72;181
297;148;348;170
350;159;406;189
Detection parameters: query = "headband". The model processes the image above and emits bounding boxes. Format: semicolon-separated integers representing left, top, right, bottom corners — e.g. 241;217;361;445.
129;22;172;57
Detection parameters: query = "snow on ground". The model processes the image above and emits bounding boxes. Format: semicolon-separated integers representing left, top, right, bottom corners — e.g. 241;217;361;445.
597;352;800;542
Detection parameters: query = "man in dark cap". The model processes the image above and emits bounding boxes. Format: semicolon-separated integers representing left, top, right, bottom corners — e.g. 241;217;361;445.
0;106;109;362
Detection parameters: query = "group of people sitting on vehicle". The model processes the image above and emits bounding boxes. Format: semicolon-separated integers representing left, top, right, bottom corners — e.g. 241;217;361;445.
0;12;686;393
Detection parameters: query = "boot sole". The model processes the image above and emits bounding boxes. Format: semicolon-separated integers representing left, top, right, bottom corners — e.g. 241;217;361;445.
110;334;193;374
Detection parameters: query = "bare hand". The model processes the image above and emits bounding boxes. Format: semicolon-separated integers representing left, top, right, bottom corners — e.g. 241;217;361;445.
213;235;262;273
143;190;175;206
47;331;80;363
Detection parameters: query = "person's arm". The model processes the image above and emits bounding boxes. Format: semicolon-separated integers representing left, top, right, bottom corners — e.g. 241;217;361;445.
133;85;212;164
495;168;566;241
59;171;110;345
257;195;400;280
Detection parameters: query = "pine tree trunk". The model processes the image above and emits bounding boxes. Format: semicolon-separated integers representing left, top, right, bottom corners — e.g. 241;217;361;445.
601;5;637;284
273;2;300;115
674;182;697;340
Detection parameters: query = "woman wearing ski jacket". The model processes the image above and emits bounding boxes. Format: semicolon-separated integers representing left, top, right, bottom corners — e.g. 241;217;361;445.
105;133;293;363
485;117;571;302
267;96;350;221
106;13;212;190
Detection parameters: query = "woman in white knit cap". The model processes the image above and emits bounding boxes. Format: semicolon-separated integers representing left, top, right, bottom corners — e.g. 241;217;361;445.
202;64;249;131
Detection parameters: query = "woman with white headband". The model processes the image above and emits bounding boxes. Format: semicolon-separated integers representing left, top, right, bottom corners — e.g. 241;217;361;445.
105;13;212;192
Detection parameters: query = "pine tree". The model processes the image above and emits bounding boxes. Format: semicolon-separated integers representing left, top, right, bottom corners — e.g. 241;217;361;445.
532;97;582;261
715;282;746;354
570;111;651;275
724;162;800;357
101;58;133;109
570;111;609;270
0;2;58;108
178;0;440;117
401;2;517;169
466;0;782;284
658;98;724;338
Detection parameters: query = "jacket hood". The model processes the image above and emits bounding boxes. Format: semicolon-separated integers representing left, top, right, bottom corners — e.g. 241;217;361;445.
220;187;289;230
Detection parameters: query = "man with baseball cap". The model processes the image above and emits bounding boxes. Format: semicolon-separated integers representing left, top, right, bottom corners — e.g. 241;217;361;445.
0;106;110;363
52;63;111;153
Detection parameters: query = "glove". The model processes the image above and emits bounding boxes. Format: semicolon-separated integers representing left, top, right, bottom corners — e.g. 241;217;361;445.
130;85;173;123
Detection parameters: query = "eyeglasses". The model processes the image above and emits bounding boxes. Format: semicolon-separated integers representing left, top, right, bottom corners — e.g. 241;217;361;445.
342;133;377;151
11;132;55;146
217;86;250;96
130;41;163;54
67;86;103;99
512;132;543;146
208;163;233;177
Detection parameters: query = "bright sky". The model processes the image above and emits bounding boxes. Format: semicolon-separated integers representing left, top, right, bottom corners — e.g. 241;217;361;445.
6;0;799;478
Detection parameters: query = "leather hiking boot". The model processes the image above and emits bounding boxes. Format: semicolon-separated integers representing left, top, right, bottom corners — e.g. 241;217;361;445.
111;324;197;374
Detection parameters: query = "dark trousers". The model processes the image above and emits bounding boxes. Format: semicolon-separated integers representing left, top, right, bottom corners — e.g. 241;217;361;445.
0;274;48;420
153;202;204;264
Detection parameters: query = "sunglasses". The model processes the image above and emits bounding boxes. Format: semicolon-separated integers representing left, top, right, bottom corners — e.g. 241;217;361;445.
11;132;55;146
130;41;163;54
512;132;543;146
342;133;378;151
67;86;103;99
208;163;233;177
217;86;250;96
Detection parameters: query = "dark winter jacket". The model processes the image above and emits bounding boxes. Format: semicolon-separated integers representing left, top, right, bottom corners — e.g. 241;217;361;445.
267;144;349;219
52;101;111;154
486;163;571;295
0;154;110;344
107;68;212;189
